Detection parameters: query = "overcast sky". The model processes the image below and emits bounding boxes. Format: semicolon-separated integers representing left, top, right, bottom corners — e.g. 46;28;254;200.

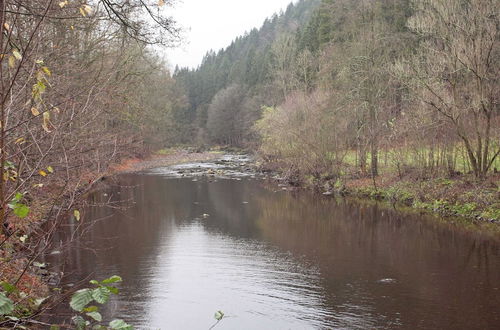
164;0;294;69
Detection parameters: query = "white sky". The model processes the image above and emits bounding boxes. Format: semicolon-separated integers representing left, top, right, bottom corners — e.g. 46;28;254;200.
164;0;294;69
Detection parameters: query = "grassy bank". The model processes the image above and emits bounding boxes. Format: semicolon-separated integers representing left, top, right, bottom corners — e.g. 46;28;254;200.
342;174;500;224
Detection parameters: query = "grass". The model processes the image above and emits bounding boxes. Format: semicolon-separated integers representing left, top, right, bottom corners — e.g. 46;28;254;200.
155;148;176;156
344;175;500;224
336;143;500;175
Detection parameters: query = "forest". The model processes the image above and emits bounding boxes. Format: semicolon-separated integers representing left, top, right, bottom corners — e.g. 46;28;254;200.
174;0;499;180
0;0;499;327
170;0;499;221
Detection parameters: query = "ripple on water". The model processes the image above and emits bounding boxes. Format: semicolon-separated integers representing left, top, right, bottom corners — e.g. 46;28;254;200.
116;224;372;329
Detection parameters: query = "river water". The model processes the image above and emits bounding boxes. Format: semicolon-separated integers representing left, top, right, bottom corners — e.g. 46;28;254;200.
47;156;500;329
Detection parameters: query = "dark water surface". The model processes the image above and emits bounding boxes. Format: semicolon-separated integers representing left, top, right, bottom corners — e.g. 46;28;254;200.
48;164;500;329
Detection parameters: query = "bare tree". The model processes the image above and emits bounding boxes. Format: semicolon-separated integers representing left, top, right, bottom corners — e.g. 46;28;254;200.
398;0;500;177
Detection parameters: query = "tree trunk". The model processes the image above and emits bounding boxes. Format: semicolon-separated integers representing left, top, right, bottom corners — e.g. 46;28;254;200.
0;0;6;235
359;141;367;175
370;135;378;177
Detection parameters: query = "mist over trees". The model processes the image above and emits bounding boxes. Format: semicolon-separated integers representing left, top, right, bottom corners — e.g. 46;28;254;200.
172;0;499;180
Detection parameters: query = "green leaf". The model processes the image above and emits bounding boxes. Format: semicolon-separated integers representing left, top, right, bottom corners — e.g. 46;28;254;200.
1;282;16;294
86;311;102;322
72;315;87;330
0;292;14;315
89;280;99;286
70;288;93;312
47;166;54;173
83;305;99;313
14;192;23;202
109;319;133;329
3;161;15;170
14;204;30;218
214;310;224;321
101;275;122;284
36;81;46;93
106;286;119;294
50;325;61;330
33;261;46;268
91;287;111;304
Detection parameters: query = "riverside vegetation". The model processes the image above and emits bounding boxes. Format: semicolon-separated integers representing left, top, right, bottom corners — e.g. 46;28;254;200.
171;0;499;224
0;0;186;327
0;0;499;327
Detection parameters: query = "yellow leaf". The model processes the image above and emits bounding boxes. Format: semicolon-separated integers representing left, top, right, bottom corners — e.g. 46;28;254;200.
47;166;54;173
74;210;81;221
79;7;86;17
12;49;22;60
8;56;15;68
59;1;68;8
3;23;9;31
83;5;92;15
42;123;51;133
42;66;51;76
70;25;75;30
3;172;8;181
42;111;52;133
15;137;25;144
158;0;165;6
31;107;40;116
33;183;44;188
39;170;47;177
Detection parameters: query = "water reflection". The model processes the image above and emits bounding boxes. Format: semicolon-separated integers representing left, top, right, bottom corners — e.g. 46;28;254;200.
47;175;500;329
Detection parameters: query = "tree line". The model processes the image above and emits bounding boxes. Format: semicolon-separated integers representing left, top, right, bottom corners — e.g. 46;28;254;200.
0;0;183;240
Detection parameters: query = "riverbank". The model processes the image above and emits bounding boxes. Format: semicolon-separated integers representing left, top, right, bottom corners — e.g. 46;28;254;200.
0;148;224;326
258;159;500;235
108;148;223;174
116;150;500;232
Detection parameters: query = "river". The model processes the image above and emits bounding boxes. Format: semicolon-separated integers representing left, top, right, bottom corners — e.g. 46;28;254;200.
47;155;500;329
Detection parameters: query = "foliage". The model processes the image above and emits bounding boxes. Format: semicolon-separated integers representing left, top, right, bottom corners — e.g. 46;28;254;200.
8;193;30;219
0;0;181;325
0;292;14;316
69;275;133;329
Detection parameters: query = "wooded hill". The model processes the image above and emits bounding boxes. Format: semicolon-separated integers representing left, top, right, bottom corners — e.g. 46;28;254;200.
173;0;499;180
